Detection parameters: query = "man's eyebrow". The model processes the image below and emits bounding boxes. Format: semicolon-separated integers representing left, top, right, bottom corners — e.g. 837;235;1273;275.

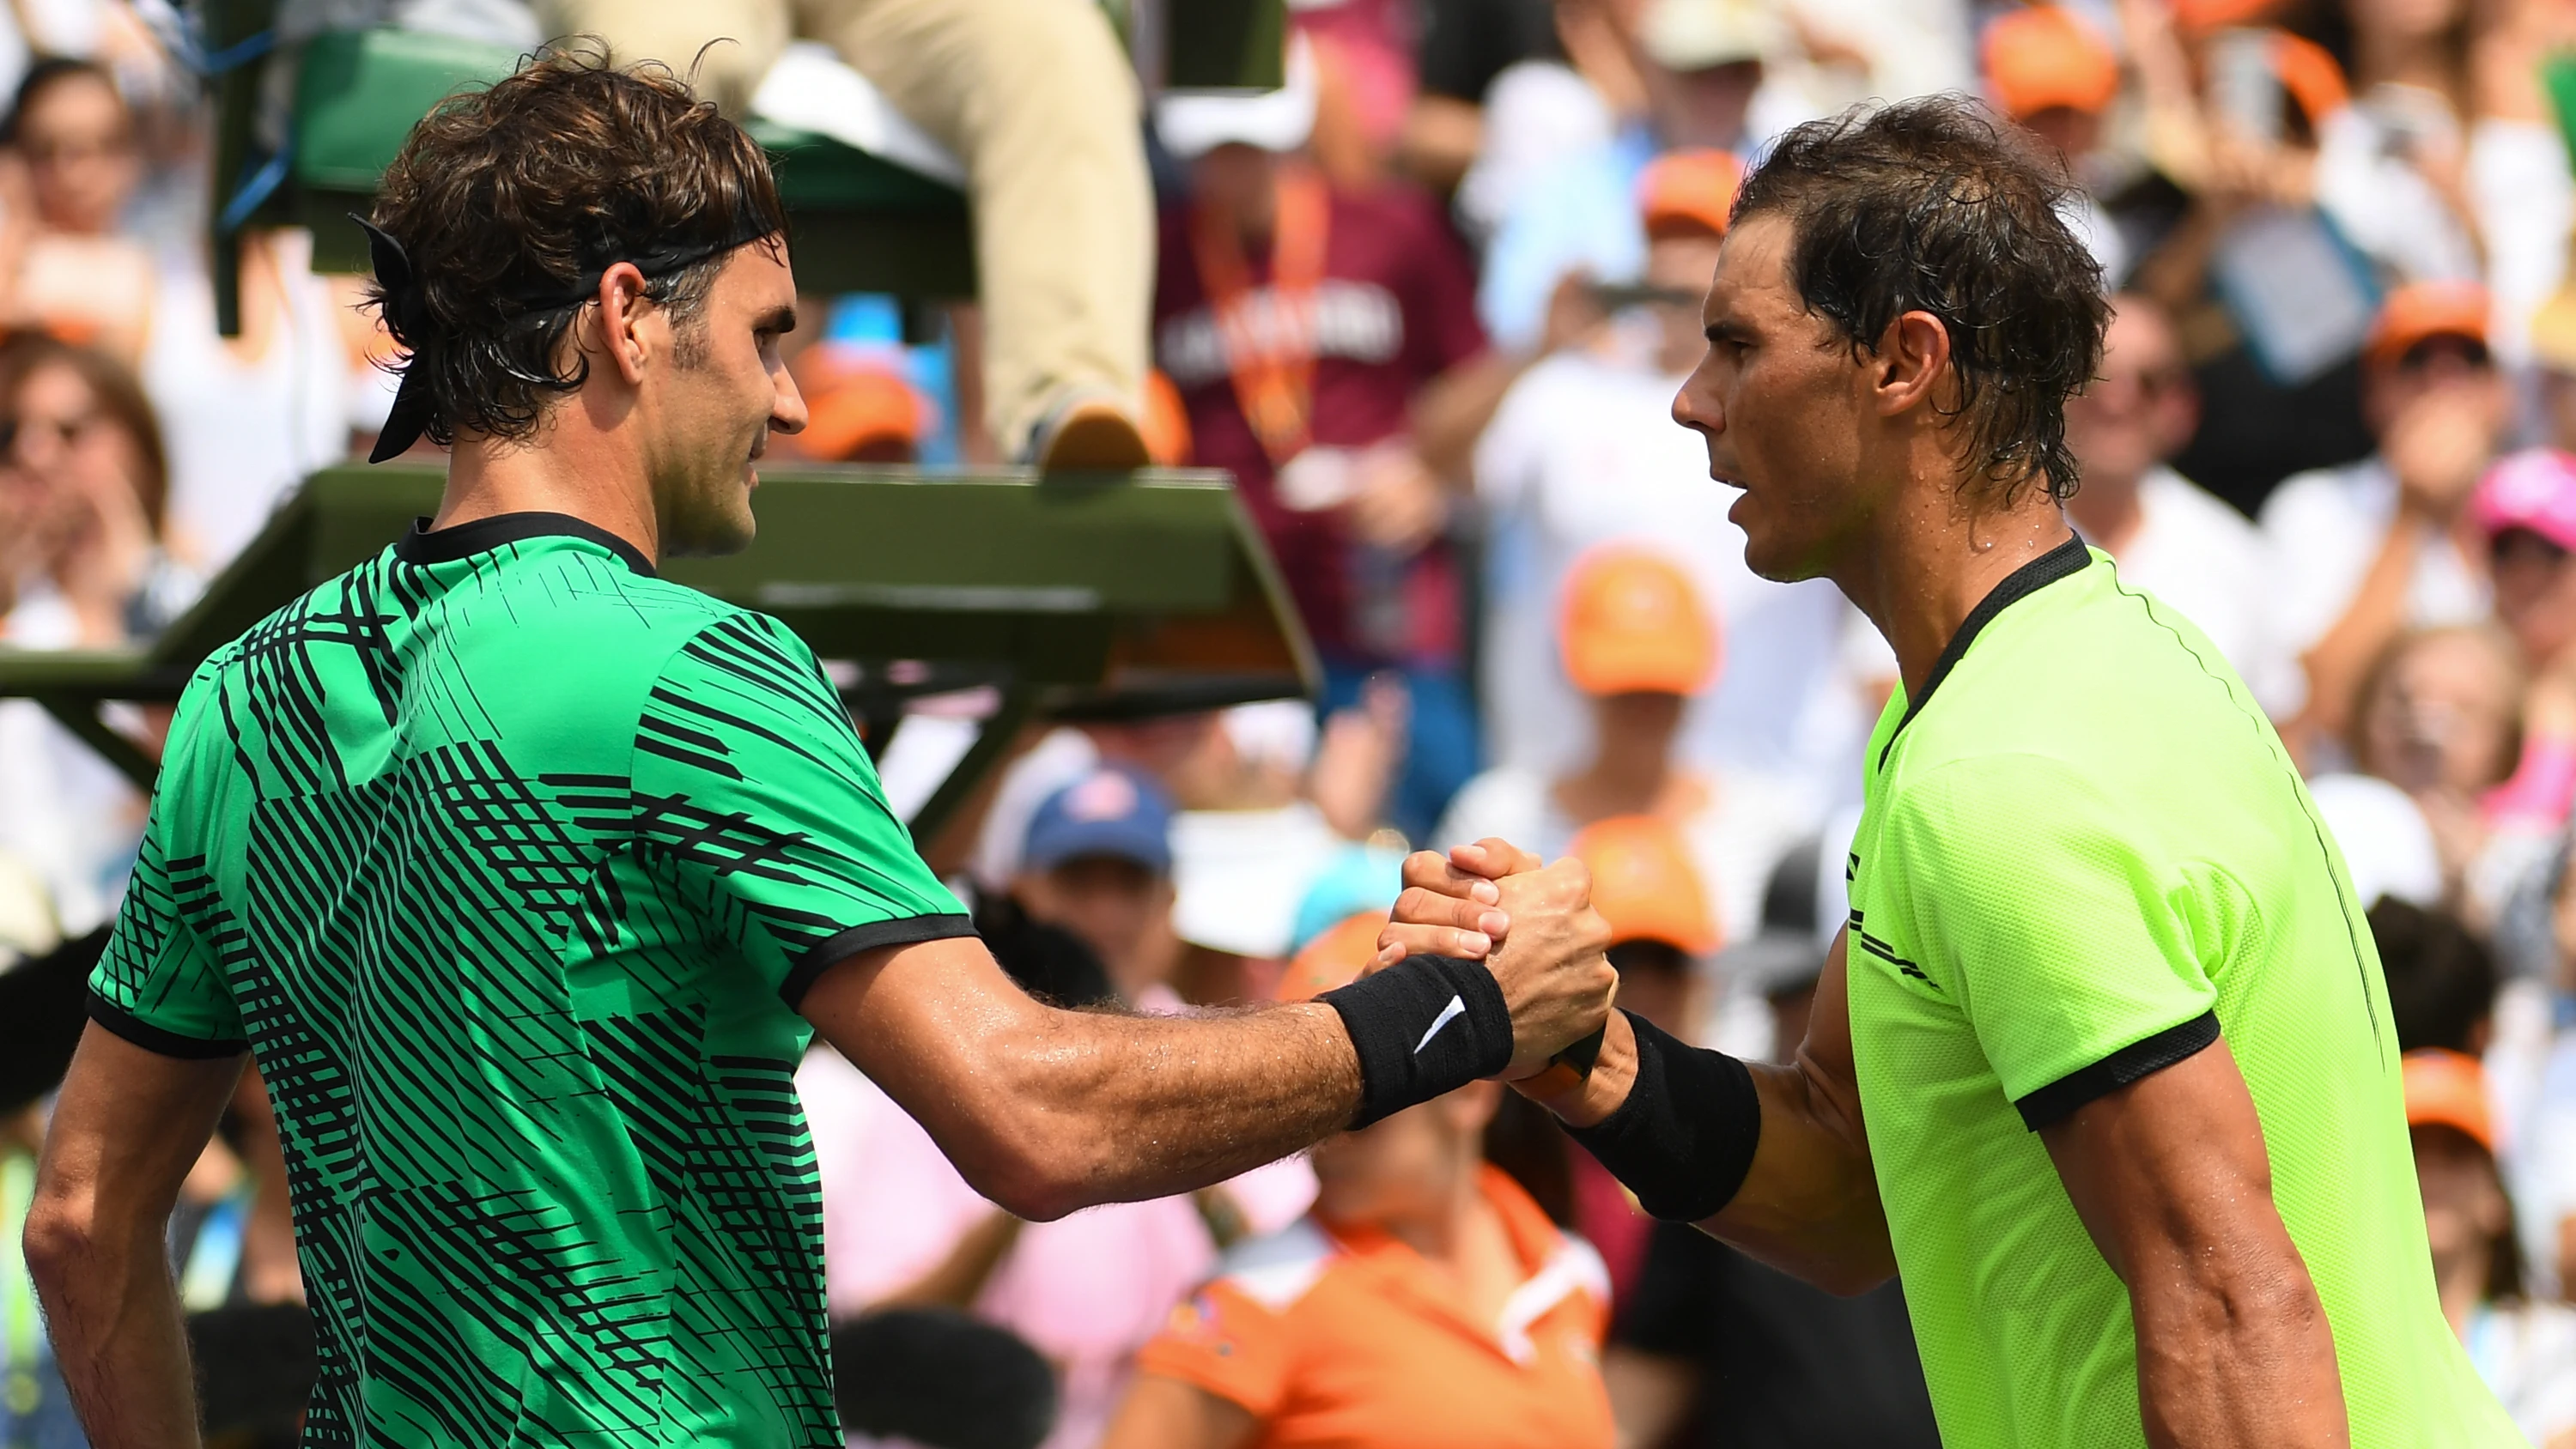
756;304;798;335
1704;315;1751;343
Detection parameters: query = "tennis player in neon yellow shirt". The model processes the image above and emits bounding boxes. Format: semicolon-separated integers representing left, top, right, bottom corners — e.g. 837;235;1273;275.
1388;95;2523;1446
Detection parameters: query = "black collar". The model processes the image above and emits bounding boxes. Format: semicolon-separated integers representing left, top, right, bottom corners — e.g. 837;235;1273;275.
1879;532;2091;769
394;512;658;579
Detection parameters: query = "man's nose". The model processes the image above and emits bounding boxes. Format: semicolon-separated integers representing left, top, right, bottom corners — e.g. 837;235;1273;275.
771;367;809;436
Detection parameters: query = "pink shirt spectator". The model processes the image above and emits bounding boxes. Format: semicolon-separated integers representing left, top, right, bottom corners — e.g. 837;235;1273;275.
801;1033;1315;1449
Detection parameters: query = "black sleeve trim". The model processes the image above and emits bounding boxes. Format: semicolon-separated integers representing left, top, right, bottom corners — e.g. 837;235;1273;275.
780;912;979;1009
2014;1009;2221;1131
84;990;248;1059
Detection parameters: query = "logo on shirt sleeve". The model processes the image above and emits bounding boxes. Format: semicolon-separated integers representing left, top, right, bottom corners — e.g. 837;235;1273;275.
1850;908;1940;991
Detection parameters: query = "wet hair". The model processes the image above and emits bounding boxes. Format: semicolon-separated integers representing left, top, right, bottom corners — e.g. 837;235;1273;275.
1730;94;2109;506
364;46;785;447
2367;896;2496;1056
1;58;127;147
0;332;169;531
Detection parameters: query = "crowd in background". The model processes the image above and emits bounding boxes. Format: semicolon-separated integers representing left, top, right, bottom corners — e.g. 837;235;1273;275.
9;0;2576;1444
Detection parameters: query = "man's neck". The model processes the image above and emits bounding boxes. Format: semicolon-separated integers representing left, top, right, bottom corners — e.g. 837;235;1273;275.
436;420;659;565
2063;470;2147;556
1835;480;2077;701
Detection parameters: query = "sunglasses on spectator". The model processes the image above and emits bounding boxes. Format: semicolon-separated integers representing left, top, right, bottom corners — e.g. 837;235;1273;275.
2492;527;2573;568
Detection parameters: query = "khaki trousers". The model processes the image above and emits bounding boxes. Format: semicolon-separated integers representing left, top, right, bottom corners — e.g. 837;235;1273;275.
538;0;1151;454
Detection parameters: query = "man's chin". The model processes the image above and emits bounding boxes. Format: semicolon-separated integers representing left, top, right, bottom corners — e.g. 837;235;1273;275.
660;506;758;560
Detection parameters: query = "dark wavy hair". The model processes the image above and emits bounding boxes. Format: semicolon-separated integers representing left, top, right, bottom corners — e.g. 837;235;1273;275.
1731;95;2108;506
364;47;786;446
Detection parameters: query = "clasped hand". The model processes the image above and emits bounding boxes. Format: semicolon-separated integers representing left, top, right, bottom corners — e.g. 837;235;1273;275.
1373;839;1617;1080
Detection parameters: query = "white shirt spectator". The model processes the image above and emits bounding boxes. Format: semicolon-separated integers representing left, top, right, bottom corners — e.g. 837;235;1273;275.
2315;92;2573;362
1455;60;1616;246
2463;1300;2576;1446
2257;453;2489;665
1473;349;1867;807
2084;465;2294;712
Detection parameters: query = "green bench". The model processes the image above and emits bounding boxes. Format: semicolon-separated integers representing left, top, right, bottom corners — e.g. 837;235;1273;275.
0;464;1316;840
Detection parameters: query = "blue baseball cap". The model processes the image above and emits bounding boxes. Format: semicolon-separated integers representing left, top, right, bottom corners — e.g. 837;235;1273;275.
1024;765;1174;876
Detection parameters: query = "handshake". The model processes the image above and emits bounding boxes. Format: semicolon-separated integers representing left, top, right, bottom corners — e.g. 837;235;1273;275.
1370;838;1623;1086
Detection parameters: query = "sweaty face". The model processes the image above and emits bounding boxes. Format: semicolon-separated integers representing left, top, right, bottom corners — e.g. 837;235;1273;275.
645;241;805;557
1671;213;1880;582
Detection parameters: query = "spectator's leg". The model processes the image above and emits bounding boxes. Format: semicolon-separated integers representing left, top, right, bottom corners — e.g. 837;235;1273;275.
804;0;1152;463
534;0;790;118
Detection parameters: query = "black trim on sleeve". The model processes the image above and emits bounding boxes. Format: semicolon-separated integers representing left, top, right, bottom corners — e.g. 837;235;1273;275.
394;512;658;578
84;990;249;1060
2014;1009;2221;1131
1880;532;2091;769
780;912;979;1009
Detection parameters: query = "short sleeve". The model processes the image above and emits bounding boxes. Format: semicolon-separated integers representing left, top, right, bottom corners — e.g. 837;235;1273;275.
1133;1280;1296;1420
1886;755;2221;1130
629;614;971;1008
88;773;245;1058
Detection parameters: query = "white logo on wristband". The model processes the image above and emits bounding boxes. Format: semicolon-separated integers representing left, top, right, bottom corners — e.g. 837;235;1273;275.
1414;995;1467;1054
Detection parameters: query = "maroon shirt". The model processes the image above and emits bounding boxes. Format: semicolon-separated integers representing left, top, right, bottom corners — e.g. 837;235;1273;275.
1153;184;1487;664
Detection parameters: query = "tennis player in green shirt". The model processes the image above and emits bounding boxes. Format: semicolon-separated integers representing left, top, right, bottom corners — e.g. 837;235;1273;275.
20;53;1619;1448
1388;98;2523;1445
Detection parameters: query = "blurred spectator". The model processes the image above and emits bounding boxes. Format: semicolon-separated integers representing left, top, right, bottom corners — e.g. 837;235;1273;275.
1981;3;2128;282
803;765;1313;1449
2264;282;2507;755
1155;61;1524;840
2407;1049;2576;1446
0;336;178;942
1602;839;1938;1449
1102;925;1614;1449
1478;0;1789;351
1015;766;1182;1004
2372;894;2500;1055
1407;0;1595;196
1438;548;1813;943
2342;624;2527;914
1558;814;1713;1305
0;57;149;357
1443;0;1645;241
2122;4;2378;512
2316;0;2572;357
2475;452;2576;852
2532;282;2576;457
1472;149;1862;803
2065;292;2293;710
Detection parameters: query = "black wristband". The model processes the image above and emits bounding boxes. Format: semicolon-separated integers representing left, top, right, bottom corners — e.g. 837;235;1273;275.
1564;1010;1761;1222
1320;955;1513;1128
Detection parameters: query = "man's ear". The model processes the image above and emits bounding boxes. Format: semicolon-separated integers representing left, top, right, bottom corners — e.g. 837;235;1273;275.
592;261;654;386
1871;309;1953;419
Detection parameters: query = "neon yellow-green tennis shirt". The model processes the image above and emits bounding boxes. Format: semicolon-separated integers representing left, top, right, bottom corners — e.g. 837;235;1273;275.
1844;537;2521;1446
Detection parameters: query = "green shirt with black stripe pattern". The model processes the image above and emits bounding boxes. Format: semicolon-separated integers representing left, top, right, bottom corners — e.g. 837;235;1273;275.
1844;537;2519;1446
88;513;971;1446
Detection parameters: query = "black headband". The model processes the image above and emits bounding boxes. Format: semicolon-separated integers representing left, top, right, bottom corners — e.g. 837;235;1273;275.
356;211;775;464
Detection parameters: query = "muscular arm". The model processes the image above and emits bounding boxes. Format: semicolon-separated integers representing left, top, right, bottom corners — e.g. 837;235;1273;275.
1537;932;1897;1294
25;1025;246;1449
2043;1038;2348;1448
801;936;1363;1222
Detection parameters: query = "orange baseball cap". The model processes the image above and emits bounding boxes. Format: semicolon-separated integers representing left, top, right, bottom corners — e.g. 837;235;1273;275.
2403;1048;2495;1154
800;366;925;462
1559;548;1717;697
1637;149;1744;241
1566;815;1720;956
1982;6;2119;121
2365;280;2491;370
1276;910;1388;1003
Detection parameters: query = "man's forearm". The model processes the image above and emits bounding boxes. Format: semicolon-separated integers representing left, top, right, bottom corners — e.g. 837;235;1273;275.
2132;1246;2348;1446
26;1210;204;1449
977;1000;1364;1217
1525;1010;1896;1294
